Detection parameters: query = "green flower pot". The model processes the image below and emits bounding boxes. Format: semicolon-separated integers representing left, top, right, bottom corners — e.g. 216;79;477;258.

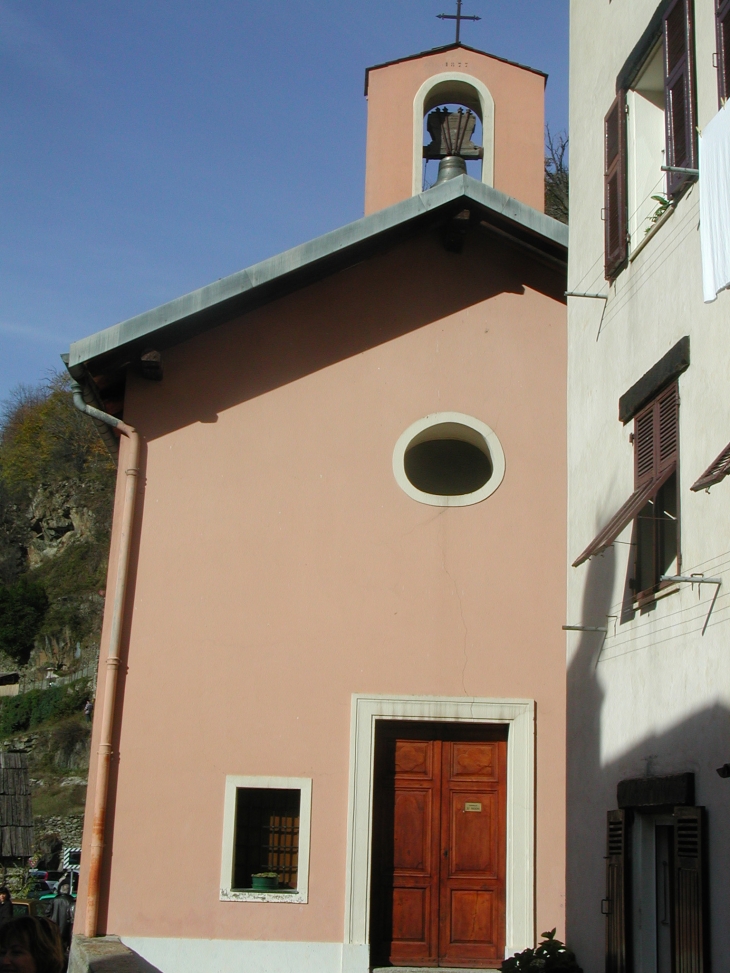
251;875;279;890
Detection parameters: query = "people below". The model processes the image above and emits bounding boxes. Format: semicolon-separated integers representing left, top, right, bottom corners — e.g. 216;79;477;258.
0;915;64;973
0;890;12;926
46;885;73;953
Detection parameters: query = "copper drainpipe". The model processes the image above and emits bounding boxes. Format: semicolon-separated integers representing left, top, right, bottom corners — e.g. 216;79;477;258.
71;383;140;937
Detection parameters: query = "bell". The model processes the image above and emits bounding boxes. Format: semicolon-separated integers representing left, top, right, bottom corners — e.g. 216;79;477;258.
434;155;467;185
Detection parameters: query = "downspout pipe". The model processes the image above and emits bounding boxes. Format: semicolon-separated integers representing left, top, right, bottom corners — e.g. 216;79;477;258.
70;382;139;938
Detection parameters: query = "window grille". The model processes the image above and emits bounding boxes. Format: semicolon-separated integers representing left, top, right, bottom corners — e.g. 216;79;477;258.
233;788;300;890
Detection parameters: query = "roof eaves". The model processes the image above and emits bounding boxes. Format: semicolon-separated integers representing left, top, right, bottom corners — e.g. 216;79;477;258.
67;176;567;377
364;43;548;95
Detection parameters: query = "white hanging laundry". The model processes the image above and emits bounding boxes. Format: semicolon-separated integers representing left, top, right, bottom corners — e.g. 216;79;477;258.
700;101;730;303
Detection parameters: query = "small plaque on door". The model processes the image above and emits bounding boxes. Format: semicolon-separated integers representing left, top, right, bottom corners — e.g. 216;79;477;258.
464;801;482;812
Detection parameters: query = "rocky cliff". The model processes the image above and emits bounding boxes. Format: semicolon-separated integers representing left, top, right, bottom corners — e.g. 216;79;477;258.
0;374;115;861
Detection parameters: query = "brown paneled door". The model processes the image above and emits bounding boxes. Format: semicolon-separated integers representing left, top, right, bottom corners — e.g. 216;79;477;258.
370;722;507;969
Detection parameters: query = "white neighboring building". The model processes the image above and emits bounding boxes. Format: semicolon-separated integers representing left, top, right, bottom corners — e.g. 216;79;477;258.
567;0;730;971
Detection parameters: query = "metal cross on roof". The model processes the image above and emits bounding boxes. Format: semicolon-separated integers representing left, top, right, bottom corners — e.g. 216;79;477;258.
436;0;481;44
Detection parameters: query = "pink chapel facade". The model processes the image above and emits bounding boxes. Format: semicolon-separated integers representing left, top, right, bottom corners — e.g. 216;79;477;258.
67;44;568;973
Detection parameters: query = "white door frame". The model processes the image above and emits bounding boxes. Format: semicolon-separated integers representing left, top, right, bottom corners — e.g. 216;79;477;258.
342;693;535;970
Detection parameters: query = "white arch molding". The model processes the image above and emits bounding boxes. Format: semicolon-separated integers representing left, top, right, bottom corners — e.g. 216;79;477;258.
413;72;496;197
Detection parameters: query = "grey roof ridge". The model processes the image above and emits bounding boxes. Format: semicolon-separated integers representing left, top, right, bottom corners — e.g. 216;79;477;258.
68;176;567;371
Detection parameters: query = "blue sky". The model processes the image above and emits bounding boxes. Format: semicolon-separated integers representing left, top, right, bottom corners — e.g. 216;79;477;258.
0;0;568;404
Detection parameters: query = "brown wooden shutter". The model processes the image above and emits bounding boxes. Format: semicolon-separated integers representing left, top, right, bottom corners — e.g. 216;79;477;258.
574;385;678;567
717;0;730;105
635;406;657;487
605;92;628;279
657;383;679;473
673;806;708;973
691;438;730;490
634;383;678;487
664;0;698;197
605;809;629;973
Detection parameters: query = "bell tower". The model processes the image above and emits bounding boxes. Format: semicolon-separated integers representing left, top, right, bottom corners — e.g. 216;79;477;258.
363;43;547;215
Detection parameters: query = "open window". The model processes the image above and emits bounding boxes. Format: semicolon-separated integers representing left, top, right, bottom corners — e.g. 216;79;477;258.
573;382;680;604
219;776;312;902
627;43;667;250
604;0;697;278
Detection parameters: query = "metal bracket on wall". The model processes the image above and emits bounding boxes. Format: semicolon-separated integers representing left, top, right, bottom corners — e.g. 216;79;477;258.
660;575;722;635
565;292;608;300
562;625;608;632
661;165;699;176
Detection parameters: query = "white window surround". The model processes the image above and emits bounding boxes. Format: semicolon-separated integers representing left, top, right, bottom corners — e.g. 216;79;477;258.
219;775;312;904
393;411;506;507
343;694;535;966
413;72;495;196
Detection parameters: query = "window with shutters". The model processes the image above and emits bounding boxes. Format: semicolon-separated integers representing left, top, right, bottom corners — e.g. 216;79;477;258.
604;0;697;279
717;0;730;105
632;384;679;601
605;807;708;973
572;382;679;603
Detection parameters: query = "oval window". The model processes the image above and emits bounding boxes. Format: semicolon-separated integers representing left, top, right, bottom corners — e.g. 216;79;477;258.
393;413;505;507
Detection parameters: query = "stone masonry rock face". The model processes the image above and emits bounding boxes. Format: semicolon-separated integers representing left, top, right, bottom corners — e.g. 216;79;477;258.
27;481;97;568
36;814;83;846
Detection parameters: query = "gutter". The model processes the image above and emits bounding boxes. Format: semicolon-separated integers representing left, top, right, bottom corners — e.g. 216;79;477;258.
70;382;139;938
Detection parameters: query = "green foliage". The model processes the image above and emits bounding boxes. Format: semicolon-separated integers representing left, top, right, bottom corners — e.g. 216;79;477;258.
502;929;583;972
645;195;671;235
0;576;49;664
49;714;90;764
0;481;26;585
0;373;114;505
0;372;116;660
0;680;90;738
31;780;87;821
33;541;107;644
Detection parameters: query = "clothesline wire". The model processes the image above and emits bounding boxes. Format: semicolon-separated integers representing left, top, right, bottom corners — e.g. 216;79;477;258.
568;173;669;296
571;545;730;640
598;198;699;329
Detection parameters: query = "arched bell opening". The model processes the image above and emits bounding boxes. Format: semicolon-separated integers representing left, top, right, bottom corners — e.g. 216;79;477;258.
412;73;495;196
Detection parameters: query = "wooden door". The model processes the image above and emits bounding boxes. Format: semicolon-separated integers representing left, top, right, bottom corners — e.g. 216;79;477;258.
370;723;507;969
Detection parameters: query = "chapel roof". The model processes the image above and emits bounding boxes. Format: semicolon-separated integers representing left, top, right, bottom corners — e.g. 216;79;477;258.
65;176;567;418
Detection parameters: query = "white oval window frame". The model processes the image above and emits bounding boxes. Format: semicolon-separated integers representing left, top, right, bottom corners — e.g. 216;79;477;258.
392;412;505;507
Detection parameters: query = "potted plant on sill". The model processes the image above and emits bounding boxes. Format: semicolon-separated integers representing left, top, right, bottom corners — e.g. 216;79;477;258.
251;872;279;890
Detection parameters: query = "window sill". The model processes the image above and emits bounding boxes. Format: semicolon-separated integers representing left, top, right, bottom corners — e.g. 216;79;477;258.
634;582;679;610
629;203;676;263
220;888;306;903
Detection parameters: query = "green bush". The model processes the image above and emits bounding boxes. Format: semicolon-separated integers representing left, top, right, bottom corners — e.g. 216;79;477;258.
0;576;49;664
0;680;90;738
502;929;583;972
0;374;115;504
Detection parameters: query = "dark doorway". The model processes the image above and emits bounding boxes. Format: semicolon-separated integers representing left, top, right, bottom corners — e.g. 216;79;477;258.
370;721;508;969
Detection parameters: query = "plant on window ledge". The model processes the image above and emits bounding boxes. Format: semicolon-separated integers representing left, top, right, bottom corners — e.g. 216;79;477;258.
645;194;671;234
250;872;280;890
501;928;583;972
